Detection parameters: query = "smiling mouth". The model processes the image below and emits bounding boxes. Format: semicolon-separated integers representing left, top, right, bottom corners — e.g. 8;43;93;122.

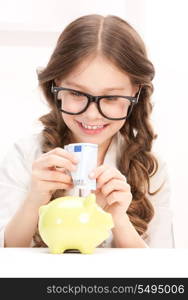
76;121;109;133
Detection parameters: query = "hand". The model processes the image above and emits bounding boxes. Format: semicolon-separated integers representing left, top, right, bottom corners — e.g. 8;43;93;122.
90;165;132;223
28;147;79;206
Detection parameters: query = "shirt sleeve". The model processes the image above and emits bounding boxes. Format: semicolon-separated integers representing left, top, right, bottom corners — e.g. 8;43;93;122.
0;134;42;247
143;155;175;248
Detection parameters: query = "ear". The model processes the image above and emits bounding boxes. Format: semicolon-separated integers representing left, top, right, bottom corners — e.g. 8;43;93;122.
54;78;60;86
132;85;139;97
133;85;142;97
54;76;65;86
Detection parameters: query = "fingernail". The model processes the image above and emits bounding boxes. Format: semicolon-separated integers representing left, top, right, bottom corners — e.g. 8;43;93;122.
109;200;115;205
73;157;79;163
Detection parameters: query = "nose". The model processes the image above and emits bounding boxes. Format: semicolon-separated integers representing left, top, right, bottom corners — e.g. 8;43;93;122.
82;101;102;120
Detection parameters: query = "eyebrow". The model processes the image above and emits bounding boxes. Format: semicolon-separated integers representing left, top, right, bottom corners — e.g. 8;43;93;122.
64;80;126;92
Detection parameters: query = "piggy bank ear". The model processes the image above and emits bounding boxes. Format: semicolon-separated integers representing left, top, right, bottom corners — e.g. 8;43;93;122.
84;193;96;208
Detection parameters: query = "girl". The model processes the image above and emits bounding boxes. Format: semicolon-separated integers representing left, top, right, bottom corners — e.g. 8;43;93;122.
0;14;174;248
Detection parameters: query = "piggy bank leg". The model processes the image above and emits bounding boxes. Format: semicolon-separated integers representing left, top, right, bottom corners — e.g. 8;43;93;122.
48;245;65;254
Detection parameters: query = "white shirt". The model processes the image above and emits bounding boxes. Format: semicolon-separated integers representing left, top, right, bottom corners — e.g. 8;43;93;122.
0;132;174;248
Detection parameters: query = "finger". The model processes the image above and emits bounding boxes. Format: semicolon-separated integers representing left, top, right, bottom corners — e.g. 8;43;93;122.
44;147;79;164
34;169;73;184
97;168;126;189
90;165;126;180
33;154;77;172
52;166;68;173
89;164;107;179
101;179;130;197
39;180;73;192
106;191;132;206
89;164;121;179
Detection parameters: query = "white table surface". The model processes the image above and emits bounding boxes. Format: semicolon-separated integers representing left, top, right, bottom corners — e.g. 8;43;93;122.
0;248;188;278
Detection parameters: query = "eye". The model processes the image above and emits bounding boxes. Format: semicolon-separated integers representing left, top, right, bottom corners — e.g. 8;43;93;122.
106;96;118;101
70;91;82;97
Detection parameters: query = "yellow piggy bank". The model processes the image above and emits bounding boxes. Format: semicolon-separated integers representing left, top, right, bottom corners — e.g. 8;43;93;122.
38;193;114;254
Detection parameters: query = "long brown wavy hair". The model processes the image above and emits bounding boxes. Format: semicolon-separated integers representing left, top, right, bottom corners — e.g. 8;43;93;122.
34;14;163;247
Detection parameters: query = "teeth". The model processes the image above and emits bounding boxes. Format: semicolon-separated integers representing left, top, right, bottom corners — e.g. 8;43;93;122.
81;122;104;130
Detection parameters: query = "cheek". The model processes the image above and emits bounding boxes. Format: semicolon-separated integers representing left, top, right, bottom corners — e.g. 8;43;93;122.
62;113;75;128
110;120;125;132
103;120;125;140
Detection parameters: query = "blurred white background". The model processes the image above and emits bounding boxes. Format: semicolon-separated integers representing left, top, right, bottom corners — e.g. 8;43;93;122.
0;0;187;248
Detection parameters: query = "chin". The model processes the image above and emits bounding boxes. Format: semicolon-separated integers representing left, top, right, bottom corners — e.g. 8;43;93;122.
74;135;102;145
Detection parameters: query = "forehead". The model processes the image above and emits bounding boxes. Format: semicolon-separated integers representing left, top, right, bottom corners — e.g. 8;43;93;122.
60;55;133;93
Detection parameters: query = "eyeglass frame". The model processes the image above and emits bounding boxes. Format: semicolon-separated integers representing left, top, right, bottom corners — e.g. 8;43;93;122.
51;83;142;120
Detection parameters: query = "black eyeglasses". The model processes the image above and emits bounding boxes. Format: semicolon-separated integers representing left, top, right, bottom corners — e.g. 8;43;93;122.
51;84;141;120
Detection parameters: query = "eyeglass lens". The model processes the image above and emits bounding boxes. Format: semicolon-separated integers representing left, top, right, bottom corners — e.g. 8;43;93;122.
57;90;131;119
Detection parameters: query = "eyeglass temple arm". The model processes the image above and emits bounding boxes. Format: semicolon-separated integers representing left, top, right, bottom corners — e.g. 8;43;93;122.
136;86;142;101
51;81;55;93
